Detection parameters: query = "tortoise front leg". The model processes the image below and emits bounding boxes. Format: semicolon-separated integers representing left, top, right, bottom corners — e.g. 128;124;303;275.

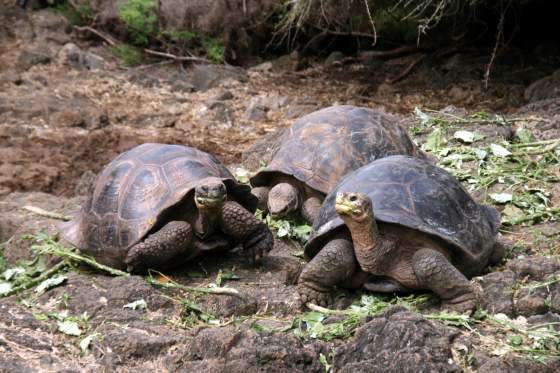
297;237;357;307
412;248;478;313
219;201;273;265
301;195;322;224
124;221;193;273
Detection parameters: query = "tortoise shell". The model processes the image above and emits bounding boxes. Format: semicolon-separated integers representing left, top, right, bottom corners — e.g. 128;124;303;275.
59;143;256;268
305;155;500;267
250;105;424;194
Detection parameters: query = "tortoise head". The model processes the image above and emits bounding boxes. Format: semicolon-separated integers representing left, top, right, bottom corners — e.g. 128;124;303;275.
195;177;227;210
335;192;374;224
268;182;300;219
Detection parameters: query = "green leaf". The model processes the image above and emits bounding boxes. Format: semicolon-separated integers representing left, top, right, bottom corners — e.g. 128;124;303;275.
489;193;513;204
2;267;25;281
473;148;488;160
234;167;250;184
502;204;524;222
414;107;432;127
0;282;12;295
123;299;147;310
490;143;511;157
57;320;82;336
35;275;67;294
507;334;523;346
422;127;446;152
453;130;475;143
514;127;534;143
79;333;99;354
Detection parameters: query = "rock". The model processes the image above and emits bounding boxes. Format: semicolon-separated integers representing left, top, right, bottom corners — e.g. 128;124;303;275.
516;286;551;316
50;106;109;129
244;96;268;121
164;326;326;372
170;79;195;93
524;69;560;103
478;355;560;373
448;85;470;101
133;113;177;128
0;192;80;264
507;257;560;281
58;43;106;70
478;270;516;316
284;104;318;119
325;51;345;65
527;312;560;331
191;64;248;92
333;307;460;372
272;51;300;72
357;51;383;67
17;49;51;71
206;101;234;124
212;90;234;101
249;61;273;72
198;292;258;317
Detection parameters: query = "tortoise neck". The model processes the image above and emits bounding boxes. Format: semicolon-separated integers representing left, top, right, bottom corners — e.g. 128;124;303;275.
342;215;383;273
195;206;220;238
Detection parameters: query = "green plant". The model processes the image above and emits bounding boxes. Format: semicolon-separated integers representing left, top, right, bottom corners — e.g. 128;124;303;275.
160;29;197;43
117;0;157;45
111;43;143;66
54;1;93;26
204;38;225;64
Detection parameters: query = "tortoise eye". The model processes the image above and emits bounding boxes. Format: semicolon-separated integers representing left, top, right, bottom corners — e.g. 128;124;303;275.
349;195;358;202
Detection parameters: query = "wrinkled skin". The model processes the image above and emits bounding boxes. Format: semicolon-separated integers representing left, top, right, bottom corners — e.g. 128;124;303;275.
298;192;500;313
125;178;273;272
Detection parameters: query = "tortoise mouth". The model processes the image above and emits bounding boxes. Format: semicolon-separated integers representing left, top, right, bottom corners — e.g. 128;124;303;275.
335;193;362;216
195;195;226;207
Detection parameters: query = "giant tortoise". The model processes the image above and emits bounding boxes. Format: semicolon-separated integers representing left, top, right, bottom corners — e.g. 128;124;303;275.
250;105;425;224
59;143;273;272
297;155;503;312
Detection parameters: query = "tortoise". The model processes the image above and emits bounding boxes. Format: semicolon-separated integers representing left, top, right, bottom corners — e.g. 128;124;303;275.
59;143;273;272
250;105;425;224
297;155;503;312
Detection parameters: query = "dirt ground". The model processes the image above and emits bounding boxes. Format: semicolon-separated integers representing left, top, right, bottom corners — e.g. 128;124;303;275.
1;3;560;373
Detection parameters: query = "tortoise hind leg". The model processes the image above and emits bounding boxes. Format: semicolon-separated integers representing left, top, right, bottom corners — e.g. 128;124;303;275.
297;238;358;307
125;221;193;273
412;248;478;313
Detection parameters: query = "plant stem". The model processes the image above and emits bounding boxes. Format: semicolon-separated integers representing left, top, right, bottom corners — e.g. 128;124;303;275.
23;205;72;221
35;245;129;277
1;261;68;297
146;271;240;296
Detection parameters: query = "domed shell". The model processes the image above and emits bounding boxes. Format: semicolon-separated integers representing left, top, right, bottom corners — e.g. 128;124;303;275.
305;156;500;267
250;105;424;194
59;143;256;268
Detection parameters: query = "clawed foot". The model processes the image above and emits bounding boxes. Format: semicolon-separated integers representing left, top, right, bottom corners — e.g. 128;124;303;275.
243;227;274;266
297;284;333;309
441;292;478;314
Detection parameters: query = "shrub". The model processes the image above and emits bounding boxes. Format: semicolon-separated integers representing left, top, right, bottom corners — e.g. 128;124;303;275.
117;0;157;46
111;43;143;66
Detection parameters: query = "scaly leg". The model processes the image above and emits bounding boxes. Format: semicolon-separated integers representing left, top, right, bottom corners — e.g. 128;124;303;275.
412;248;478;313
124;221;193;273
219;201;273;265
297;238;357;307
